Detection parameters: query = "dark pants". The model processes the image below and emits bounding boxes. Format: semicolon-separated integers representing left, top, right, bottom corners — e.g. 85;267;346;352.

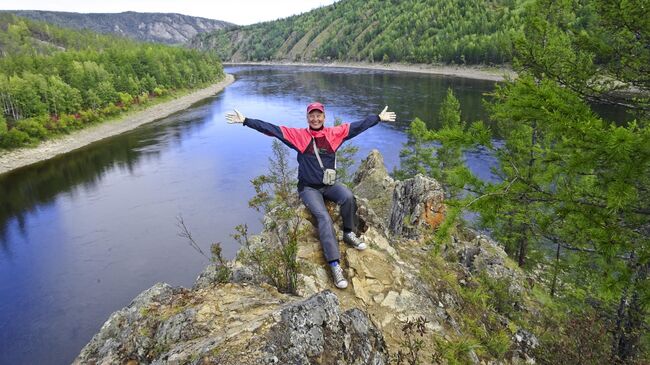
299;182;356;262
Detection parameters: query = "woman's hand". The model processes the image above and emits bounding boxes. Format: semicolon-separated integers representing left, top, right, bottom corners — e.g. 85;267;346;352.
225;109;246;124
378;106;396;122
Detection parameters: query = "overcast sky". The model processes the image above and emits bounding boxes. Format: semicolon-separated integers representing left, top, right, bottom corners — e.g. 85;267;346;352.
0;0;340;25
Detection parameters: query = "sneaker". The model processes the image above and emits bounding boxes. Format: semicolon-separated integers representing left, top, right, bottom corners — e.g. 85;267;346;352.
330;263;348;289
343;231;367;250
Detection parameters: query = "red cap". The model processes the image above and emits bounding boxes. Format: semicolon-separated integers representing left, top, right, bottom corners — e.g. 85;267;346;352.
307;102;325;114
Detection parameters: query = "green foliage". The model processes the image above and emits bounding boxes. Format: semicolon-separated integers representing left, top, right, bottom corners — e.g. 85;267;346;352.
0;127;30;147
248;140;298;213
393;117;436;180
394;88;484;201
395;0;649;361
435;336;481;365
237;140;302;294
117;92;133;107
455;274;516;361
194;0;524;65
421;253;516;363
478;273;520;318
15;118;47;141
0;114;7;134
153;87;167;97
209;242;232;284
0;13;224;149
334;117;359;186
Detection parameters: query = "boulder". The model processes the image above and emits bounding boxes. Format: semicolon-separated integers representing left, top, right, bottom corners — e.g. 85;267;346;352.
263;291;388;364
388;174;445;240
352;149;396;225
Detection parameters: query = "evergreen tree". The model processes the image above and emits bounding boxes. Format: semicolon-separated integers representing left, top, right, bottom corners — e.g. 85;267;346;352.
0;14;224;149
397;0;648;361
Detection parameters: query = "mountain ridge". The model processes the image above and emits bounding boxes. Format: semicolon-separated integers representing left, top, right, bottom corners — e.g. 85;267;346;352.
2;10;234;44
192;0;523;65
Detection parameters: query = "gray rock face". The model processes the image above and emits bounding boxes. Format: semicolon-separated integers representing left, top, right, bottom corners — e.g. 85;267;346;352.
264;291;388;364
352;149;396;226
388;174;445;239
453;229;527;297
5;10;234;44
73;282;183;364
511;328;539;364
73;285;387;365
192;263;226;290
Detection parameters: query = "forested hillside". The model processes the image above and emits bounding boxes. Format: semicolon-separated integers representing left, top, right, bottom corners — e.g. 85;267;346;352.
192;0;524;64
395;0;649;362
3;10;234;44
0;14;224;149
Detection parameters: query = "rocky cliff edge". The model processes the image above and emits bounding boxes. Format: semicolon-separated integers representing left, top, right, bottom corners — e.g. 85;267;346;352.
74;150;536;365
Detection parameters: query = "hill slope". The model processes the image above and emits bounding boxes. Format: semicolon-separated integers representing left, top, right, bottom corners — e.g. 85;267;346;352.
0;13;224;149
2;10;234;44
191;0;524;64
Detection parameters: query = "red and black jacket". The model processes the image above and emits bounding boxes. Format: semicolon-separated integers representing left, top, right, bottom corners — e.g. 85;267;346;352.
243;115;380;189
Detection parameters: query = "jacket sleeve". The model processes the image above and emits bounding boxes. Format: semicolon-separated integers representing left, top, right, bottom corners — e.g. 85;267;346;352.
344;115;381;141
243;118;299;151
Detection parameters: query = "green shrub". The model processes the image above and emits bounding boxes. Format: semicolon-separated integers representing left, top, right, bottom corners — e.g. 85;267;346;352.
138;92;149;104
485;329;511;359
100;103;121;117
234;140;301;294
436;336;481;365
0;115;7;134
15;118;48;140
117;92;133;106
209;242;232;283
78;110;100;125
478;274;519;318
1;128;31;148
56;114;76;132
153;87;167;97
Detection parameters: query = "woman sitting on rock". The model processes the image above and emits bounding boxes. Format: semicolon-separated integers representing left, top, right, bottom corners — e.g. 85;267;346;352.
226;102;396;289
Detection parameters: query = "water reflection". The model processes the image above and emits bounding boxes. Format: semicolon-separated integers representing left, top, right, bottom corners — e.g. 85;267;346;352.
0;99;219;250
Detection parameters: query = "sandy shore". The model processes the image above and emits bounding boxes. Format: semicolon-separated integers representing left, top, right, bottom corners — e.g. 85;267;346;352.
0;74;234;175
224;61;516;82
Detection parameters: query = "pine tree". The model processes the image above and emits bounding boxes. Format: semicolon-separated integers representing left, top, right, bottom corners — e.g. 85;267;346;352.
395;0;648;361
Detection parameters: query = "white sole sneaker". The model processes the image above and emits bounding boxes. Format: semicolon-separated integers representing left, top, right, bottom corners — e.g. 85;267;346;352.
335;279;348;289
331;264;348;289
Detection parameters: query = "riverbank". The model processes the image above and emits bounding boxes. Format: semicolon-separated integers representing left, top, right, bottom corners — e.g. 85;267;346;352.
223;61;515;82
0;74;234;175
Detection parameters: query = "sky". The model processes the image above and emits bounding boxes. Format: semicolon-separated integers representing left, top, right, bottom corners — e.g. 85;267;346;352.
0;0;340;25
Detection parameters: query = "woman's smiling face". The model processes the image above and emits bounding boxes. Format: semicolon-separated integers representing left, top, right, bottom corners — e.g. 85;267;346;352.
307;110;325;129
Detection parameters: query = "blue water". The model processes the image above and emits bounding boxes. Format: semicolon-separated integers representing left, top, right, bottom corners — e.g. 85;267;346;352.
0;65;501;364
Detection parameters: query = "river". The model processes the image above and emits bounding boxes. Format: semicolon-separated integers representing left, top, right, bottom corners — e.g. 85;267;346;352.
0;65;512;364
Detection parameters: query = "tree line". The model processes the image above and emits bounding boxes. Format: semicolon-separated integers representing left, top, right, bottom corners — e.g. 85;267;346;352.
192;0;523;65
395;0;648;362
0;14;224;149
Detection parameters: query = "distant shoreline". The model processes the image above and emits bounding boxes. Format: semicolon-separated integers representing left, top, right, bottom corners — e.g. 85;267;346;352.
223;61;516;82
0;74;235;176
0;62;511;175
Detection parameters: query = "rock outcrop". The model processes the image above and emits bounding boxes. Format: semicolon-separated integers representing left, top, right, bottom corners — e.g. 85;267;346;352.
74;286;387;365
388;174;446;239
74;150;534;364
